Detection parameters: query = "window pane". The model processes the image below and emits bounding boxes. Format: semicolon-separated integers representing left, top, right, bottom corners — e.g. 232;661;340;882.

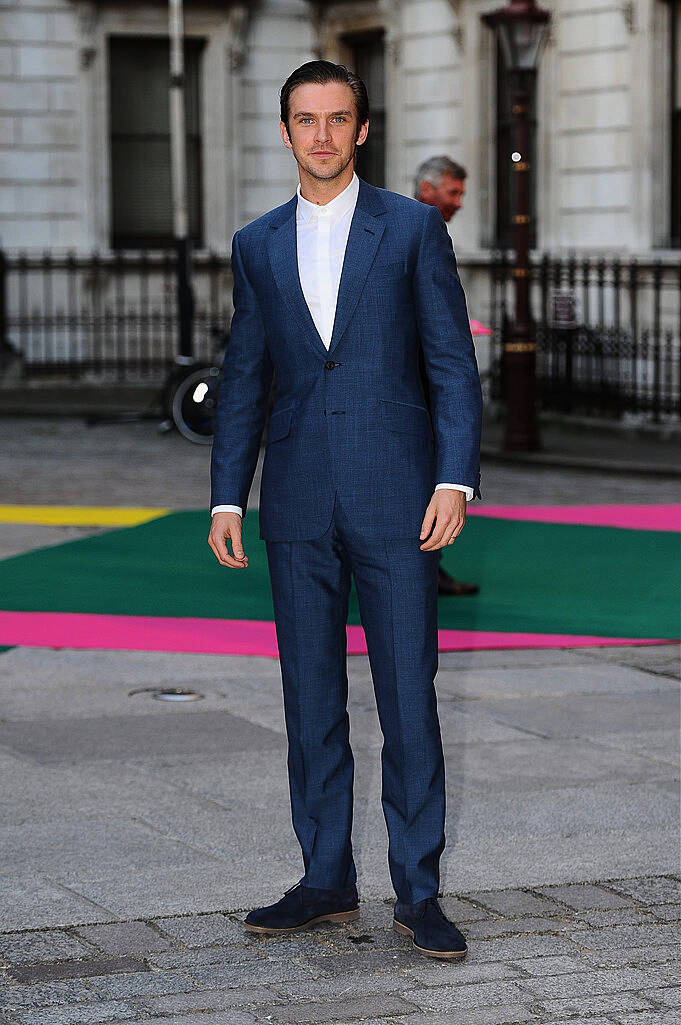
343;31;386;188
109;36;203;248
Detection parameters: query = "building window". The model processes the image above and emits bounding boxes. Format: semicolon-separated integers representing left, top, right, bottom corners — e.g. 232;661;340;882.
342;30;386;188
671;1;680;246
109;36;203;249
495;45;537;249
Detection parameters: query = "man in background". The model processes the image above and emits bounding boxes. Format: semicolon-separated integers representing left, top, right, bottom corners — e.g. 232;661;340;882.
414;156;479;598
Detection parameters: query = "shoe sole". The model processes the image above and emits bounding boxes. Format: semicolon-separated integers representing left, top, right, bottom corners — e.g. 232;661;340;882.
244;909;359;934
393;919;468;960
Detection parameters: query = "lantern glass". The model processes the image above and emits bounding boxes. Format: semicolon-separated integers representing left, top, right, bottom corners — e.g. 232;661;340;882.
497;18;548;72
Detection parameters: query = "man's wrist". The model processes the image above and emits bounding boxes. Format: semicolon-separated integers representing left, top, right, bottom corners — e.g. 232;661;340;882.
435;483;474;502
211;505;243;517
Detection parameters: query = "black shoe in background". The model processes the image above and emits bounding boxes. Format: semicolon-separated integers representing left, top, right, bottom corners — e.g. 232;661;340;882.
438;566;479;596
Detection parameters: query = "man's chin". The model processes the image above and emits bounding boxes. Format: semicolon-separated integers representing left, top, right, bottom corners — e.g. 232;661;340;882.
297;154;352;181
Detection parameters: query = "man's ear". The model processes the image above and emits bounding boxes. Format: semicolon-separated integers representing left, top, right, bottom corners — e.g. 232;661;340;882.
280;121;293;149
355;119;369;147
419;181;434;203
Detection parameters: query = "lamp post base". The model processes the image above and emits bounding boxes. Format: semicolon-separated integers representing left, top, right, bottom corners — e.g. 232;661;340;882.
503;343;540;452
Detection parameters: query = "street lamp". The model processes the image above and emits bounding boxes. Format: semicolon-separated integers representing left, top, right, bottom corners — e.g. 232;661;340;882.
483;0;550;451
169;0;194;364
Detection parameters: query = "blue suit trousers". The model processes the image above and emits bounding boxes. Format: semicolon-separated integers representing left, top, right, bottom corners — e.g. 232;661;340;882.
265;491;445;904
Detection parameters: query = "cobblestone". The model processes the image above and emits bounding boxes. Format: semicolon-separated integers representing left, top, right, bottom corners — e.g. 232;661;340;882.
465;889;562;918
1;1001;137;1025
614;1012;681;1025
642;986;681;1007
253;994;420;1022
0;931;95;965
0;888;677;1021
516;966;658;1000
609;878;680;906
139;985;276;1014
533;883;634;910
535;993;656;1017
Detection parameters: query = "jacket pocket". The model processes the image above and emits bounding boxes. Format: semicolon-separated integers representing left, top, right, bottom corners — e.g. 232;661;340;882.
266;405;294;444
380;398;432;437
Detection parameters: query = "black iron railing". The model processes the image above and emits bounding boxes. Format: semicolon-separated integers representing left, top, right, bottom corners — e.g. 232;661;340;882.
0;249;232;381
490;253;680;422
1;248;679;424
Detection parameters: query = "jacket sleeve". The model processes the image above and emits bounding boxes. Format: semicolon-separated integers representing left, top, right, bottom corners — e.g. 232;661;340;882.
412;205;483;498
210;229;274;513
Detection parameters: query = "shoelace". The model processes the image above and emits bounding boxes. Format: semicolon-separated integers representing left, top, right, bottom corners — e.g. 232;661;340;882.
421;897;449;921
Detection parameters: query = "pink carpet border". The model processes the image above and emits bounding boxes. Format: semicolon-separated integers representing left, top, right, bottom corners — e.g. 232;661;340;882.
468;504;680;532
0;611;674;657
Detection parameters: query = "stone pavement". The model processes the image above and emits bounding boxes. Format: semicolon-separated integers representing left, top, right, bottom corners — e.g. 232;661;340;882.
0;874;679;1025
0;641;678;1024
0;418;679;1022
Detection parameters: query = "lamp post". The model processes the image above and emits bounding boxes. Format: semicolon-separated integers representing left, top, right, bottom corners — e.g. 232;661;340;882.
483;0;550;451
169;0;194;363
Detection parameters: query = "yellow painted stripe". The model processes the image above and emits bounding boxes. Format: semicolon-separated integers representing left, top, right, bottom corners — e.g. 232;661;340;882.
0;506;171;527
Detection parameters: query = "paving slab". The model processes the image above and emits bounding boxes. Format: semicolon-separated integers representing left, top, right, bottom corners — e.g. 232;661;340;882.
614;1013;681;1025
401;979;526;1011
0;931;96;966
537;993;655;1016
464;889;563;918
533;883;636;911
568;924;680;952
516;966;654;1000
0;1000;137;1024
0;981;96;1012
0;710;282;765
72;921;172;955
253;994;420;1022
151;913;248;948
140;985;276;1013
608;878;681;906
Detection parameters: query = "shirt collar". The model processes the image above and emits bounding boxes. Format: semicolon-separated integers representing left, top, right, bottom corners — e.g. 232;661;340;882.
296;172;359;224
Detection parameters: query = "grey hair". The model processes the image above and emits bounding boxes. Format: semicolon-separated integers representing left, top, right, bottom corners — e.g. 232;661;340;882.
413;155;467;198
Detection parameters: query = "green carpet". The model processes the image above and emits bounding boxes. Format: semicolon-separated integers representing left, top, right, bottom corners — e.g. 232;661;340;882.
0;511;678;639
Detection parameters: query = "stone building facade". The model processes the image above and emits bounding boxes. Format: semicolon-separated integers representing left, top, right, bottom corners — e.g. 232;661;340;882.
1;0;678;255
0;0;678;413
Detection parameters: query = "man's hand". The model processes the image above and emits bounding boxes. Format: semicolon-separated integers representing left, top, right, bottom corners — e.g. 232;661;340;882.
419;489;467;551
208;511;249;568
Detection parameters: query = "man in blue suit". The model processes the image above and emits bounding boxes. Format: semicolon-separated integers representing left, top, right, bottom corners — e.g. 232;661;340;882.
209;61;482;960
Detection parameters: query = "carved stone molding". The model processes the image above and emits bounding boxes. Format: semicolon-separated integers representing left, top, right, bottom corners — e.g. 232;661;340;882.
226;4;252;70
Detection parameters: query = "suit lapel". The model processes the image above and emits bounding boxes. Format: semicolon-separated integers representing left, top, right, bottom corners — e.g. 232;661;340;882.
328;188;386;355
267;196;327;360
266;179;387;360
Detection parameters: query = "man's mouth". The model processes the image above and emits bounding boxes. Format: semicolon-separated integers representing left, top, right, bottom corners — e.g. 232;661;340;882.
311;151;336;156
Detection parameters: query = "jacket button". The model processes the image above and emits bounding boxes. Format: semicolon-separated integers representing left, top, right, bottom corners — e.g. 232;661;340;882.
325;360;335;370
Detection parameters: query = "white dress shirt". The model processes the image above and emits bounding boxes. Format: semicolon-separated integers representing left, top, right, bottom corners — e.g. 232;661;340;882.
212;172;472;517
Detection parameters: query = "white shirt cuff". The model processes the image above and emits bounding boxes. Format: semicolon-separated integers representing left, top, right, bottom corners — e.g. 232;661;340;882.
435;483;474;502
211;505;243;517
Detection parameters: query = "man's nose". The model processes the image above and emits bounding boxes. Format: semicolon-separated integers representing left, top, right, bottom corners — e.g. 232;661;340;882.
314;120;331;142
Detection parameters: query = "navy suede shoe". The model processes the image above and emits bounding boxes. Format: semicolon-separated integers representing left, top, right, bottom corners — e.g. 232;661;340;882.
393;897;468;960
244;882;359;933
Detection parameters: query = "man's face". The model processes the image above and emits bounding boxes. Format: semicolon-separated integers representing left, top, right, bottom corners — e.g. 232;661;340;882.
280;81;368;183
419;174;466;222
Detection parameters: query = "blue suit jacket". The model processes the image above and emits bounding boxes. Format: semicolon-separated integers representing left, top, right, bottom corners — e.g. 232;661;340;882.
210;178;482;542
